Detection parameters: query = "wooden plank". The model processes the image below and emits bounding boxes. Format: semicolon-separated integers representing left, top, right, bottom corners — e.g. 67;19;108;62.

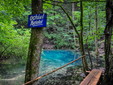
80;69;97;85
80;69;102;85
88;70;102;85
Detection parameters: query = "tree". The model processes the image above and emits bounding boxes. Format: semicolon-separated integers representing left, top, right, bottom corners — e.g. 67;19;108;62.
58;0;89;74
24;0;43;85
104;0;113;85
79;0;89;73
53;0;89;74
94;1;99;67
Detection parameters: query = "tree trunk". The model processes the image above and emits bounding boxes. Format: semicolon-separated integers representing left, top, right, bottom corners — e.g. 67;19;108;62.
72;3;76;49
25;0;43;85
80;0;88;74
104;0;113;84
59;2;88;75
95;1;99;67
72;3;75;21
87;6;93;69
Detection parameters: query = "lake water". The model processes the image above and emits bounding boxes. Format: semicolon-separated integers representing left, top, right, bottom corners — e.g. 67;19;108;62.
0;50;81;85
39;50;81;74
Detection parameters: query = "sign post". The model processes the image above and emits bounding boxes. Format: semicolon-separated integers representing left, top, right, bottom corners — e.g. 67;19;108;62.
28;14;47;28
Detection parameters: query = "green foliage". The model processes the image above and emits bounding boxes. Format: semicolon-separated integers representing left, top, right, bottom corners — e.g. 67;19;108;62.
72;2;106;46
0;0;106;60
0;0;31;60
43;1;106;50
0;23;30;59
44;7;75;49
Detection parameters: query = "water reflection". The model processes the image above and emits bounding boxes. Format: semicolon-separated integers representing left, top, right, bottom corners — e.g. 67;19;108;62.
0;74;24;85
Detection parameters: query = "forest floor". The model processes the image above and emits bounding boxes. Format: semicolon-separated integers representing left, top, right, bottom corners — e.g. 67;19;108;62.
38;66;83;85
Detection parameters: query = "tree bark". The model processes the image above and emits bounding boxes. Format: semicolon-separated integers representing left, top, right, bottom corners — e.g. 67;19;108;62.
72;3;76;49
87;6;93;69
80;0;88;74
95;1;99;67
57;2;88;75
25;0;43;85
104;0;113;84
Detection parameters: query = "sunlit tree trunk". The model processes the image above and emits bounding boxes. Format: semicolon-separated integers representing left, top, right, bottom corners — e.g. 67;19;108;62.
104;0;113;84
25;0;43;85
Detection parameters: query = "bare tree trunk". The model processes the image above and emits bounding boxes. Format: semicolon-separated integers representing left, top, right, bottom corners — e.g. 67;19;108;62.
72;3;76;49
87;45;93;69
87;6;93;69
104;0;113;84
72;3;75;21
80;0;88;74
95;1;99;67
59;2;88;74
25;0;43;85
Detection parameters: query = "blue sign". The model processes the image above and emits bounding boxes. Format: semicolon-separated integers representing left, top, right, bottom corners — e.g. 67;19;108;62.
28;14;47;28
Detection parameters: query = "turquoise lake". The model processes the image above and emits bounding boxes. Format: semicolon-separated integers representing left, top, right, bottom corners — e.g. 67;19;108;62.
0;50;82;85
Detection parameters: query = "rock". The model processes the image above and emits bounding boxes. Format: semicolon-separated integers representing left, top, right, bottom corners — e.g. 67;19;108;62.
80;73;85;77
